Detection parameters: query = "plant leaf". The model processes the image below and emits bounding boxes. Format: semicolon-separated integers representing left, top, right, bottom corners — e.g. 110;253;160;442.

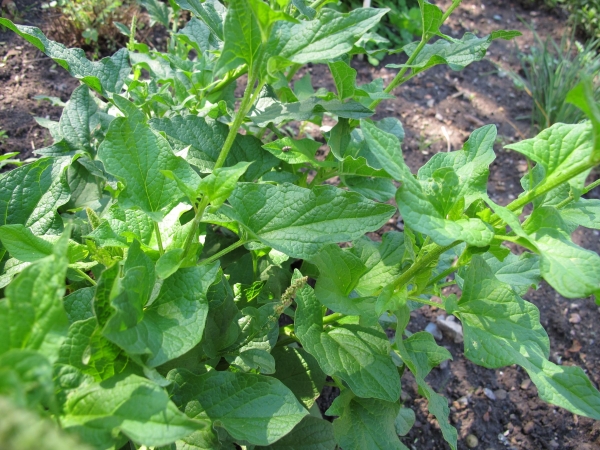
257;416;336;450
270;346;326;409
329;61;357;100
451;257;600;420
197;161;252;207
388;30;521;75
395;332;456;450
295;283;401;402
150;115;278;180
169;369;308;446
63;373;204;447
0;19;129;95
174;0;226;41
215;0;262;76
326;390;407;450
98;113;200;221
224;183;395;260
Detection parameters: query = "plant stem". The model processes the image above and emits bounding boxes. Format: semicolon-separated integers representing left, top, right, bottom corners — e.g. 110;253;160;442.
154;222;164;255
555;178;600;210
198;239;246;267
323;312;346;325
426;265;458;288
181;73;262;261
392;242;459;290
309;0;330;10
74;268;97;286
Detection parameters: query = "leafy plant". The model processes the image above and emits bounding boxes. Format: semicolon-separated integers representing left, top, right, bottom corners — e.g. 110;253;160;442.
506;26;600;131
547;0;600;41
1;1;600;449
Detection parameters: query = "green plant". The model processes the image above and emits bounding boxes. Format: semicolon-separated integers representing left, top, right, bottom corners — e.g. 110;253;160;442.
507;27;600;131
547;0;600;41
1;1;600;449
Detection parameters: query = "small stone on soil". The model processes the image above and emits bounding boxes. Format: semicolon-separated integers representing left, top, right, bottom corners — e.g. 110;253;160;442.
523;421;535;434
425;322;443;341
569;313;582;324
520;379;532;390
437;315;464;343
483;388;496;400
465;434;479;448
494;388;507;400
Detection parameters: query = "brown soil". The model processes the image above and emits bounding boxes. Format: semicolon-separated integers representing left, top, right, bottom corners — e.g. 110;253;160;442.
1;1;599;449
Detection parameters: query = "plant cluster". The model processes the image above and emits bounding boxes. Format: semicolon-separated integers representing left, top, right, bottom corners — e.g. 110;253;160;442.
41;0;138;57
548;0;600;41
0;1;600;449
508;28;600;131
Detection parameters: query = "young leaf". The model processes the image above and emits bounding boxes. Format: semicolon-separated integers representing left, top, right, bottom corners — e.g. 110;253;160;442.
388;31;521;75
270;346;326;409
63;373;204;447
98;113;200;221
197;161;252;207
451;257;600;420
178;17;220;53
295;283;401;402
0;19;130;95
395;332;457;450
326;390;407;450
139;0;171;28
168;369;308;446
566;79;600;161
215;0;262;76
224;183;396;260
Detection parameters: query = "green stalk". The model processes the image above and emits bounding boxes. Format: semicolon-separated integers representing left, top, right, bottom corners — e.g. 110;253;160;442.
323;312;346;325
555;178;600;210
308;0;330;11
74;268;97;286
154;222;164;255
181;73;263;261
198;239;247;267
407;296;444;308
392;242;459;290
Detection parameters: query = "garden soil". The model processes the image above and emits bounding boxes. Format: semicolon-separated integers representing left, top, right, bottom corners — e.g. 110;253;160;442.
1;0;599;449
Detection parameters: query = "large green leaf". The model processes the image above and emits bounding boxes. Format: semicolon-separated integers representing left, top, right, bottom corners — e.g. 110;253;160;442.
98;113;200;221
326;390;407;450
395;332;456;450
270;345;326;409
295;283;401;402
168;369;308;446
264;8;387;70
388;30;521;75
505;122;595;191
560;198;600;231
0;236;69;357
257;416;336;450
149;115;278;180
63;373;203;447
0;19;129;96
0;158;70;235
450;257;600;420
215;0;262;76
0;349;54;409
224;183;395;260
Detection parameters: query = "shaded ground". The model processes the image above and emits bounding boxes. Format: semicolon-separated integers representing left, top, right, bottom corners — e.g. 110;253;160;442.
1;1;599;449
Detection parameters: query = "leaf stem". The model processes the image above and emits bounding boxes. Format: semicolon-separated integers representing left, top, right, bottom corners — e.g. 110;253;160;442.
154;222;164;255
198;239;247;267
323;312;346;325
309;0;331;11
426;264;458;288
74;268;97;286
555;178;600;210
